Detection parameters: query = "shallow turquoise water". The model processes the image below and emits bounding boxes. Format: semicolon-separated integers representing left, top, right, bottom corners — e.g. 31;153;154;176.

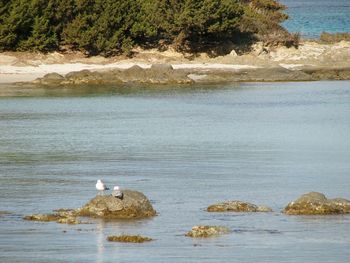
0;81;350;262
280;0;350;38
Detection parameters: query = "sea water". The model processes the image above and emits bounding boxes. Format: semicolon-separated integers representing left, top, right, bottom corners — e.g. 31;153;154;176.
280;0;350;38
0;81;350;262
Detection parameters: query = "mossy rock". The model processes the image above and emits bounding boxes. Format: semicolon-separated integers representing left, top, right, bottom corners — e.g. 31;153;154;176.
186;226;231;238
23;213;61;222
283;192;350;215
77;190;156;219
207;200;273;212
23;209;82;224
107;235;153;243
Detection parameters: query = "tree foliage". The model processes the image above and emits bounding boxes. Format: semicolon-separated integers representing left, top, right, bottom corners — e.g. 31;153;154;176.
0;0;293;55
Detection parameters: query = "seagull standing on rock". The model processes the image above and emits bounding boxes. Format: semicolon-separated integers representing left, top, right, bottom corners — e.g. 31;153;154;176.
112;186;123;199
96;179;109;195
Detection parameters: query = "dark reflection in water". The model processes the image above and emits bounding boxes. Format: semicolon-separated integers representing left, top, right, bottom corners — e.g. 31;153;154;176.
0;82;237;98
0;81;350;263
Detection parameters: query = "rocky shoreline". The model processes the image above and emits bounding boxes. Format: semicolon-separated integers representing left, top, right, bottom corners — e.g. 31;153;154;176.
1;40;350;85
27;65;350;86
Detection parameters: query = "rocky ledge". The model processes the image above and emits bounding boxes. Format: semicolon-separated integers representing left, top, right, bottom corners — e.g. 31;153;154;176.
34;64;193;85
207;200;272;212
23;209;81;224
283;192;350;215
31;65;350;87
185;225;231;238
77;190;156;219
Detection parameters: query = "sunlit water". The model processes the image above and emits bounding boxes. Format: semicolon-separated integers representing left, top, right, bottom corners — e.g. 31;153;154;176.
281;0;350;38
0;81;350;262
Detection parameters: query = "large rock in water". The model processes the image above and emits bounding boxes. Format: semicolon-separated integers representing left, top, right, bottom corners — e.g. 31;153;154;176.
207;200;272;212
283;192;350;215
77;190;156;219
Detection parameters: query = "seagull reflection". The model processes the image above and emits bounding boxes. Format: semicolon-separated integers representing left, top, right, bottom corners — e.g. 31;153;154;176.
96;220;106;263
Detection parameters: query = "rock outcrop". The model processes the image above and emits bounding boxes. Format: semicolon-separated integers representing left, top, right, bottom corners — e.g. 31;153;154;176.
283;192;350;215
185;226;231;238
23;209;81;224
33;64;193;85
207;200;273;212
77;190;156;219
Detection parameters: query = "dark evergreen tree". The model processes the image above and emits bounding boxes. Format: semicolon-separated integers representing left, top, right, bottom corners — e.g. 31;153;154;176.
0;0;296;55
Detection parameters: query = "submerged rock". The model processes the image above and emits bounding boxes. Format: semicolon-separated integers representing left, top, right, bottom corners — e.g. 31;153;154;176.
207;200;273;212
57;217;81;224
0;211;12;217
186;226;231;238
77;190;156;219
284;192;350;215
23;214;81;224
301;67;350;80
107;235;153;243
23;214;61;222
23;209;81;224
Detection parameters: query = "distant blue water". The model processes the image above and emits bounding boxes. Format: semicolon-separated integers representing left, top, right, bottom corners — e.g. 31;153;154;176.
280;0;350;38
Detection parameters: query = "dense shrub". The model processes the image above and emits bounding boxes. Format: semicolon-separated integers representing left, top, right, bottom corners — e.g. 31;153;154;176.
0;0;295;55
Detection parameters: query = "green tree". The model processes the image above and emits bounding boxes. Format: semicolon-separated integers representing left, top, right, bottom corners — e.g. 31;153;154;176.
20;16;58;51
0;0;295;54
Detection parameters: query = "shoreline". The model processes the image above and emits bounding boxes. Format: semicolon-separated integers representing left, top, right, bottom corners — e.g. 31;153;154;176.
1;40;350;85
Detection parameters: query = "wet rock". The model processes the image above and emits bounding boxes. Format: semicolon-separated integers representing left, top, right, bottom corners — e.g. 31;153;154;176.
23;213;61;222
32;64;193;85
121;64;192;84
283;192;350;215
301;67;350;80
54;208;79;217
195;67;314;83
57;217;81;224
207;201;273;212
24;209;82;224
34;72;65;85
185;226;231;238
256;206;274;212
43;72;64;80
77;190;156;219
107;235;153;243
64;69;103;84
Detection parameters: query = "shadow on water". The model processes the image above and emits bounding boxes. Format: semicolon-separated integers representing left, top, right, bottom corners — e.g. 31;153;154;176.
0;83;241;98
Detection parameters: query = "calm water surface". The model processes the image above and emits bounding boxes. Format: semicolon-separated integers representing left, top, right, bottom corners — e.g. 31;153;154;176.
0;81;350;262
280;0;350;38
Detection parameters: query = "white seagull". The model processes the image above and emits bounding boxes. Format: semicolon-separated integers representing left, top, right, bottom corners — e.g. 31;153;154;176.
112;185;123;199
96;179;109;195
